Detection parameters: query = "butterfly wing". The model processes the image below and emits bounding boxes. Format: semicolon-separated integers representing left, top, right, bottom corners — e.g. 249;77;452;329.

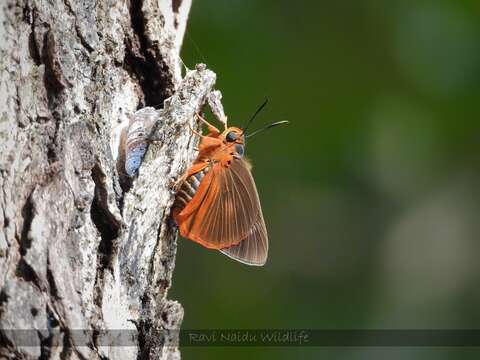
175;158;268;265
219;215;268;266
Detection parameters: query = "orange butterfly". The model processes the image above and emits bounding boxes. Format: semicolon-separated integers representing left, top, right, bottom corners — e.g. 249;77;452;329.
172;101;287;266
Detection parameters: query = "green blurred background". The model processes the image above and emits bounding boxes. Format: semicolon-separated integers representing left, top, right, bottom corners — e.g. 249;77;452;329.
171;0;480;358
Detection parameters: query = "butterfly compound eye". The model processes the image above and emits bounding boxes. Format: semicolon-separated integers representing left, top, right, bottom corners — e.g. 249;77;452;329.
235;144;244;157
226;131;237;142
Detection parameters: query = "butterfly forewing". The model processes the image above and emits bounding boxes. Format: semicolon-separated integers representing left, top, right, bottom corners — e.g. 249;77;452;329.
176;158;268;264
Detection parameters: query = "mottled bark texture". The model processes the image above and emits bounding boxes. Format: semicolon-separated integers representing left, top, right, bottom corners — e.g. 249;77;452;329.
0;0;216;359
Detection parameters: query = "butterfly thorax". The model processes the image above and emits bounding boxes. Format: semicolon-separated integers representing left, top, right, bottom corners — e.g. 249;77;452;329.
173;127;245;215
196;126;245;167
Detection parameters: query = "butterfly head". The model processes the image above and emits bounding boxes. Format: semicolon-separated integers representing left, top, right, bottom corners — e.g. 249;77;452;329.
222;127;245;157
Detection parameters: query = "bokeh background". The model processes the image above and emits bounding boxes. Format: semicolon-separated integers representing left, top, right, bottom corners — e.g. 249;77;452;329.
171;0;480;359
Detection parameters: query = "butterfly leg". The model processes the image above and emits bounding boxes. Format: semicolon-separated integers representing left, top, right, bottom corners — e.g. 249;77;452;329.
170;172;189;193
188;122;206;138
170;162;209;193
195;113;221;134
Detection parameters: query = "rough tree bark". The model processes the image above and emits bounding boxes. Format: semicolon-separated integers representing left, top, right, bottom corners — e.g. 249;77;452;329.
0;0;216;359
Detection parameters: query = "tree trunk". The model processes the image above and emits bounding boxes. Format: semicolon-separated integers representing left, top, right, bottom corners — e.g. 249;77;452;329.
0;1;215;359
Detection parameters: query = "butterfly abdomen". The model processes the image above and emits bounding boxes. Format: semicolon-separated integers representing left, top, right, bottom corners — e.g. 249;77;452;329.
173;168;209;213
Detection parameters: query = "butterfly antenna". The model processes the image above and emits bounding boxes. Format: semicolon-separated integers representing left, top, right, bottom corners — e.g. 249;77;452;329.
179;56;189;75
185;30;208;64
246;120;289;138
242;99;268;135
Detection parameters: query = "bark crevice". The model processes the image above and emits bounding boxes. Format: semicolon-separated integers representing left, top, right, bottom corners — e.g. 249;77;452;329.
62;0;95;53
90;163;121;272
19;191;35;256
126;0;174;108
